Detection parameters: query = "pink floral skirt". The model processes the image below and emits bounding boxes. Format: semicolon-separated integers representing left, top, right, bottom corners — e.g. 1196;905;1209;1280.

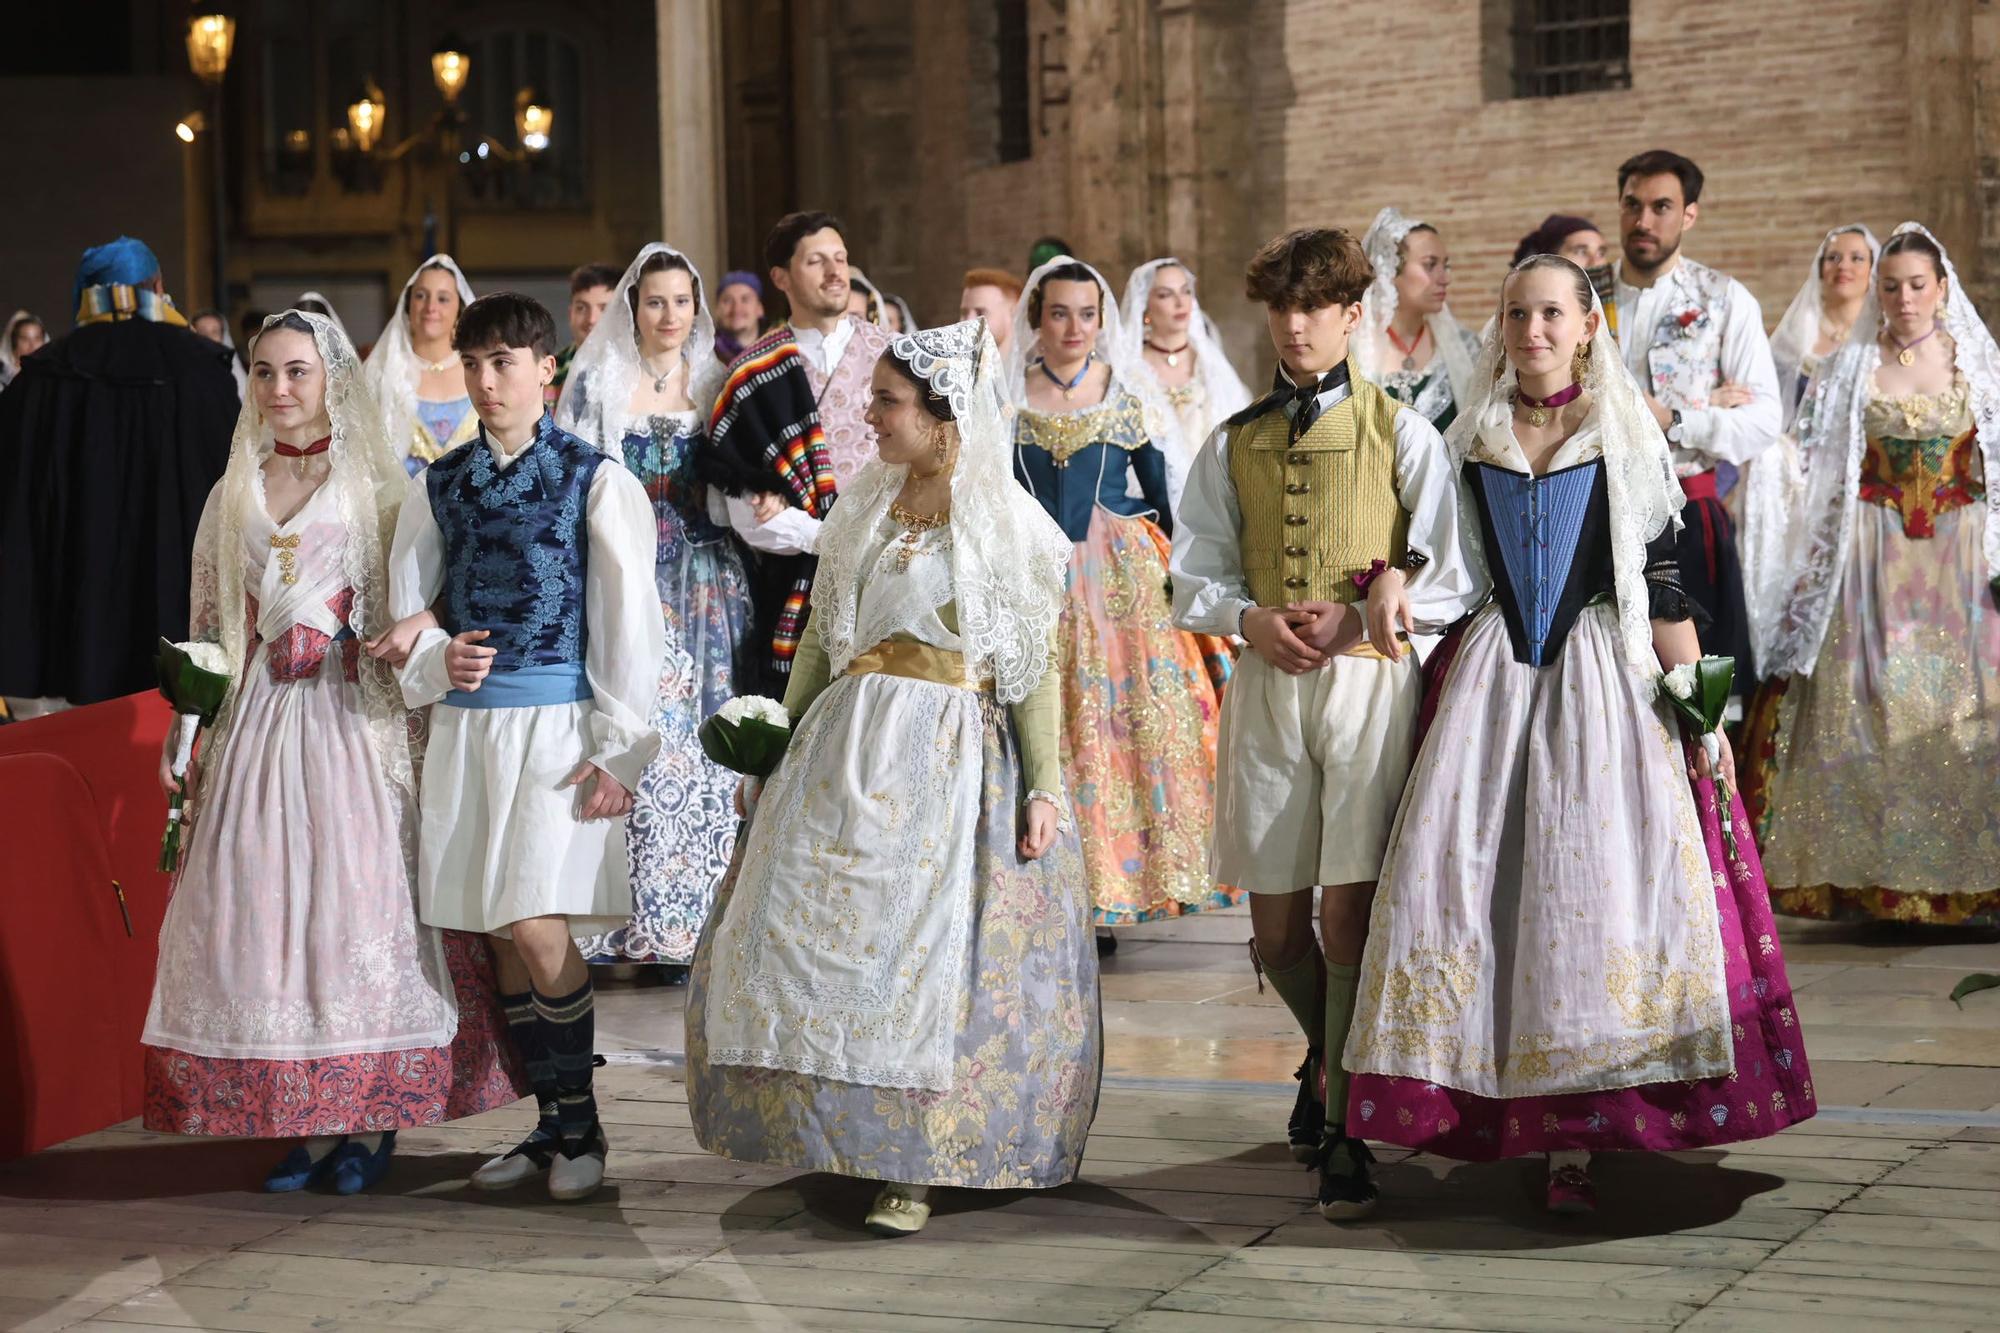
1347;753;1815;1160
142;932;528;1137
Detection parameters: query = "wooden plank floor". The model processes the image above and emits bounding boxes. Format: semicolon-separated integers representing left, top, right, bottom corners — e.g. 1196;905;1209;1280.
5;909;1999;1332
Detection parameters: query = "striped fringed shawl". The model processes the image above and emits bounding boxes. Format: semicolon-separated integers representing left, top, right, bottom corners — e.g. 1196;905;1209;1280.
702;327;838;680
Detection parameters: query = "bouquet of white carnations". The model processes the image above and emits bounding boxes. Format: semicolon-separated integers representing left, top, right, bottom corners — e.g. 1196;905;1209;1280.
155;637;236;872
1659;655;1738;859
698;695;793;778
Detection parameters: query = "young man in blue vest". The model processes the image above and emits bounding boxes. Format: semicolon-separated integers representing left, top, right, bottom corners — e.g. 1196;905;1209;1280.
389;292;664;1203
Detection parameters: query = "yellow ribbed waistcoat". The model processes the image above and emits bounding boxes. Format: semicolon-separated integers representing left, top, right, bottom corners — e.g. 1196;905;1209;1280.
1226;368;1409;606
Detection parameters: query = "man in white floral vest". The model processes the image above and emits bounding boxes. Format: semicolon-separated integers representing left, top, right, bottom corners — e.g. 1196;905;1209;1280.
1609;149;1781;683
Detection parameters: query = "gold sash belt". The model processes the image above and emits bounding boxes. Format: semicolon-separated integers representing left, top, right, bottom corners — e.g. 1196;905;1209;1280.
844;640;990;690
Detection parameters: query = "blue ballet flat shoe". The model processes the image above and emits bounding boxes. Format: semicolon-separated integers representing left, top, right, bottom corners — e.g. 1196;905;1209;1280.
264;1142;337;1193
327;1131;398;1196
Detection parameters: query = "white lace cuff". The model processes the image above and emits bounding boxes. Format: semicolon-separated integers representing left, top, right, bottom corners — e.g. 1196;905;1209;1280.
1025;787;1072;831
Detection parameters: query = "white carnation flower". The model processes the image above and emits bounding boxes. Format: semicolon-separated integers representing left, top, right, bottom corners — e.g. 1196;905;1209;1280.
176;641;233;677
1661;662;1696;700
717;695;790;728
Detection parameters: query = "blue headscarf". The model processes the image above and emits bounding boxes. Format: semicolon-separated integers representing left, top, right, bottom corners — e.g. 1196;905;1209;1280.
718;270;763;298
72;236;161;316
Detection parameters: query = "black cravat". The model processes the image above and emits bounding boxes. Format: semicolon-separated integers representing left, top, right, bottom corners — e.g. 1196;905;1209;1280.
1285;362;1351;441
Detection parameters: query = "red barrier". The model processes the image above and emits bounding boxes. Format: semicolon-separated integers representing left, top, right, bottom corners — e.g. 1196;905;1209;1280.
0;693;174;1157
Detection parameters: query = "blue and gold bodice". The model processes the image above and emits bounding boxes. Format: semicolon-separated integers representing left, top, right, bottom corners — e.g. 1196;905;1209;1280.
426;414;605;672
1012;385;1172;542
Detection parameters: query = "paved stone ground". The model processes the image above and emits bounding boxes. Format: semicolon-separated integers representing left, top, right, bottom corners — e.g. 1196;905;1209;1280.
4;909;1997;1332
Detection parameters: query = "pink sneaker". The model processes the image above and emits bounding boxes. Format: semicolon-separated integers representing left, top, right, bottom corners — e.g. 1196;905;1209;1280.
1546;1164;1596;1214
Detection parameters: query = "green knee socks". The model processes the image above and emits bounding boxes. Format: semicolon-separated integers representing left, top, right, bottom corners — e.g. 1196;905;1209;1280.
1258;946;1326;1048
1323;961;1361;1125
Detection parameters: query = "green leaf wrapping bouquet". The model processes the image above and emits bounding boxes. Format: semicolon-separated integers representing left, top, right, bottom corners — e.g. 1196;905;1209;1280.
1658;655;1738;859
156;637;236;872
698;694;793;779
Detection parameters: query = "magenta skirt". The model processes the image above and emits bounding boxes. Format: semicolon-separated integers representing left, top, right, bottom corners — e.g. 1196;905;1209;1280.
1346;750;1815;1160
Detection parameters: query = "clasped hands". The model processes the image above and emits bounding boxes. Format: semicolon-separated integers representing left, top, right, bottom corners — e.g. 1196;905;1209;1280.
1242;569;1415;674
371;621;631;821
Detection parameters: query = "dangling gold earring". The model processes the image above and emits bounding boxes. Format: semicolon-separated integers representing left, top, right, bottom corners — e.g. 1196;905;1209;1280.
1571;343;1591;385
932;421;951;468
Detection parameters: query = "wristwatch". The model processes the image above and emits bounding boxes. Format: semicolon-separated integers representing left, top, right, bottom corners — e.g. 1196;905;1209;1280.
1665;408;1685;445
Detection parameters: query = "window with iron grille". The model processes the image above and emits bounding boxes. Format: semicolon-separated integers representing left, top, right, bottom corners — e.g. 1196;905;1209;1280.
997;0;1032;163
1510;0;1630;99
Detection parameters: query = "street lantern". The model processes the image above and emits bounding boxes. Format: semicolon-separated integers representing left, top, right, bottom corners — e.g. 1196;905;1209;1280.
185;13;236;85
431;35;472;105
516;89;552;153
184;9;236;312
347;82;387;153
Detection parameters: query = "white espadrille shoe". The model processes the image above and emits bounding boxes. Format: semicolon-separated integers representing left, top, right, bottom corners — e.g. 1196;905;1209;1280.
864;1182;932;1237
547;1125;608;1203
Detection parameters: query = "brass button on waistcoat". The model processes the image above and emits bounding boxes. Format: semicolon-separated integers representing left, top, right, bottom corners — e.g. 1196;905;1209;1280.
1283;577;1308;590
1285;482;1311;495
1287;451;1311;465
1285;514;1308;526
1284;545;1307;558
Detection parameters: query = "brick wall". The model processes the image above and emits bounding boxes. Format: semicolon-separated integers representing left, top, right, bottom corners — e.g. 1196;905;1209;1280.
1261;0;1922;346
796;0;1995;371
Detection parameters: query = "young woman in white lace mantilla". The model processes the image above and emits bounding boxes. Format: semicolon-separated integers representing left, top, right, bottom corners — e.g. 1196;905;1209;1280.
556;243;751;966
1736;225;1878;672
1344;258;1814;1215
1753;224;2000;927
1356;208;1482;432
141;311;523;1192
686;318;1099;1237
1119;257;1252;506
363;257;478;475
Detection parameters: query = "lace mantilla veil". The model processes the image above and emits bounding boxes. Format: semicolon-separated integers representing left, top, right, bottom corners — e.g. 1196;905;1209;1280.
1767;224;1880;427
812;318;1071;705
362;255;476;464
1000;254;1186;461
295;289;352;342
187;310;417;821
1359;207;1480;412
1446;259;1686;680
1118;257;1253;432
1769;221;2000;677
554;241;727;461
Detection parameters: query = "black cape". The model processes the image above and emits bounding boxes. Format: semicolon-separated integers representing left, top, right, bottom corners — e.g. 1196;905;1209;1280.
0;319;237;704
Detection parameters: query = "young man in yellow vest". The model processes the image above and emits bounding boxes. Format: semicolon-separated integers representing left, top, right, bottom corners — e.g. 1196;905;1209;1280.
1170;227;1477;1219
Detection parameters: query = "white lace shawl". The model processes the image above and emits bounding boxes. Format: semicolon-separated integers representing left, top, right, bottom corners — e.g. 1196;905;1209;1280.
1358;207;1481;415
1118;256;1253;433
1447;266;1686;680
188;310;416;818
1000;254;1186;461
1767;221;2000;678
812;318;1070;704
553;242;726;463
361;256;475;465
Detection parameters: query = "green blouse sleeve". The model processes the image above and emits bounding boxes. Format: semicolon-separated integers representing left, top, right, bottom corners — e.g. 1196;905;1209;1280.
781;609;834;722
1009;663;1062;799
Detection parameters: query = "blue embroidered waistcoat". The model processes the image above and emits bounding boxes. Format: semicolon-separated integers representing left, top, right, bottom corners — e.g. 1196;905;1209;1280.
426;416;605;673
